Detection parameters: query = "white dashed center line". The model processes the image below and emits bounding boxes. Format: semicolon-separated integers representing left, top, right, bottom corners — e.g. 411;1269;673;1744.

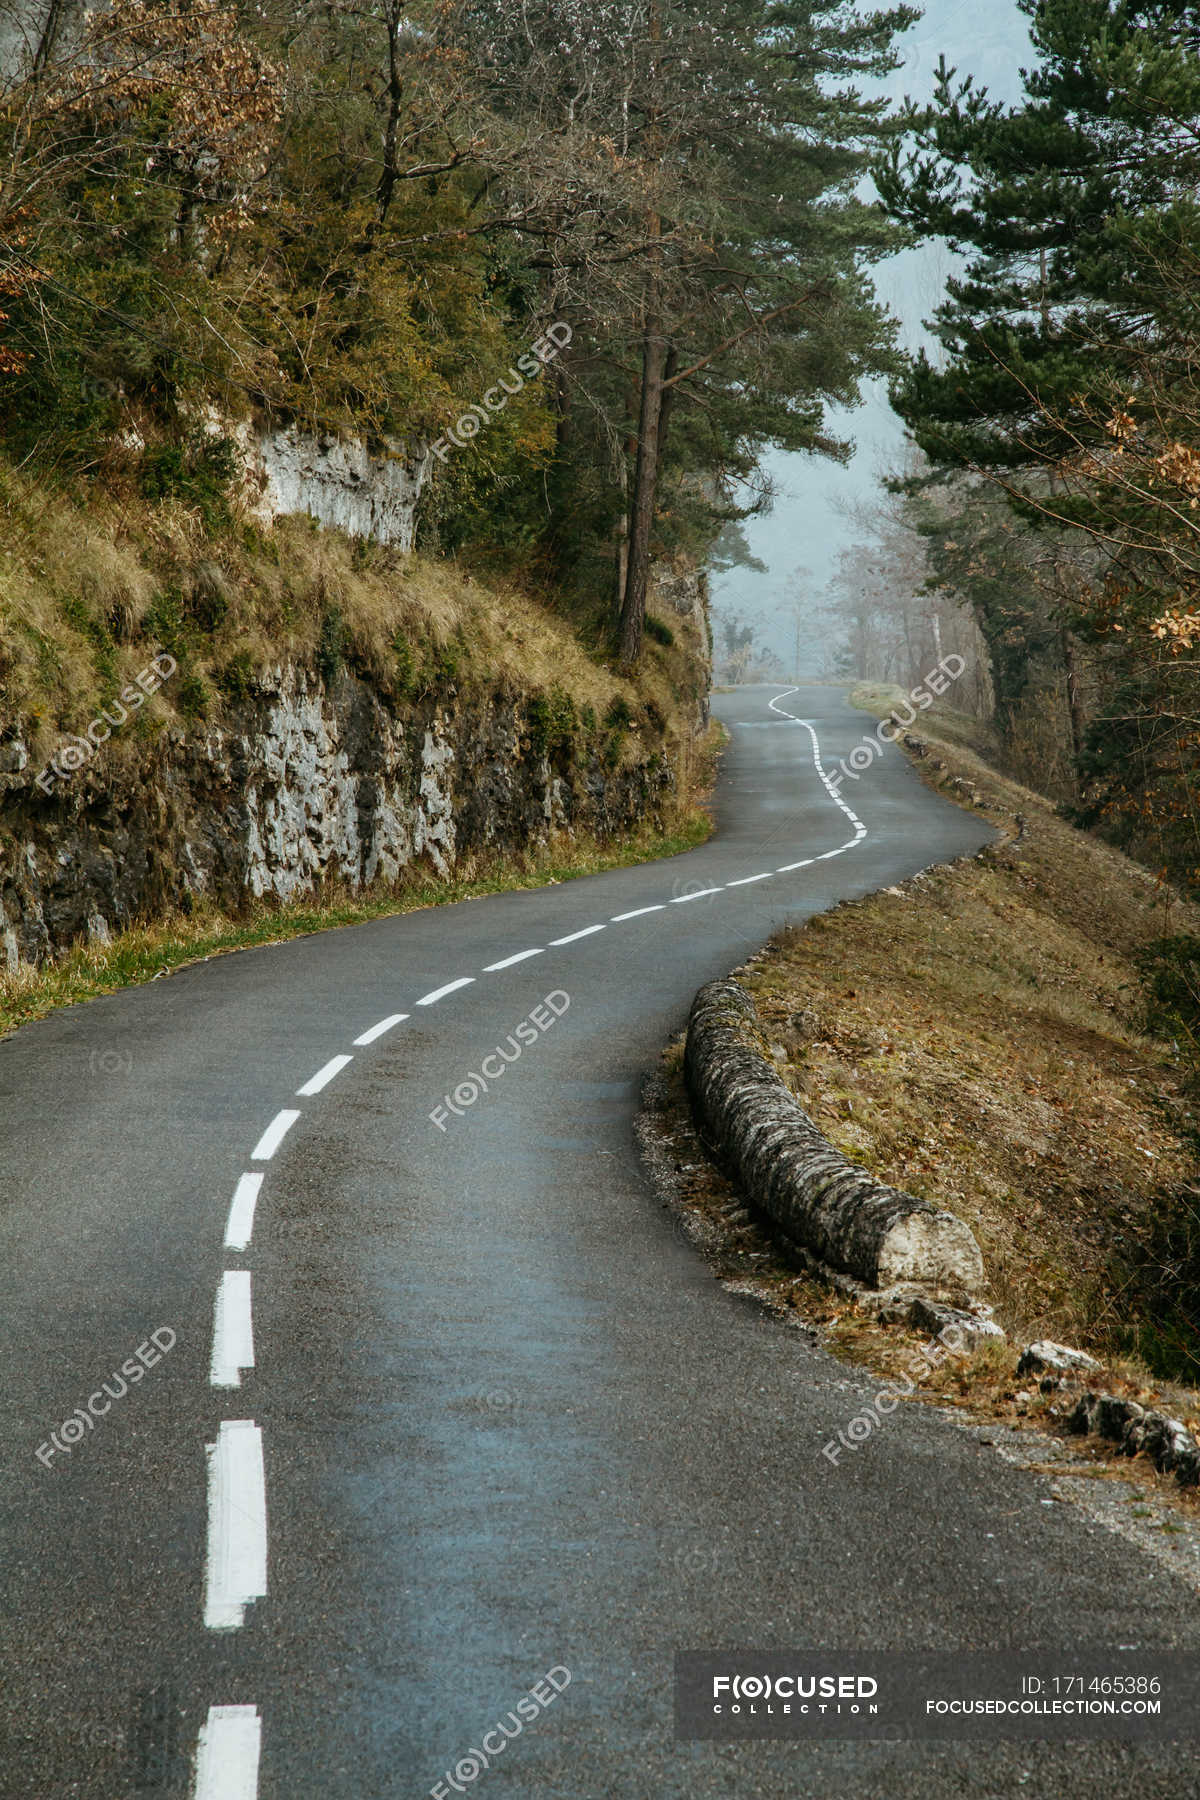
204;1420;268;1631
296;1054;353;1097
483;947;544;971
193;690;874;1784
223;1174;263;1252
416;976;475;1006
249;1110;300;1162
210;1271;255;1390
353;1013;409;1046
194;1705;262;1800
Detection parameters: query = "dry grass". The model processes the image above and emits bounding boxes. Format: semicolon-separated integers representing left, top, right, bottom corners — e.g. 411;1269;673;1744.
647;1025;1200;1506
743;720;1197;1364
0;455;705;766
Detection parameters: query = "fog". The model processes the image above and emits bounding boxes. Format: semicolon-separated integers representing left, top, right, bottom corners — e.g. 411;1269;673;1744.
710;0;1034;673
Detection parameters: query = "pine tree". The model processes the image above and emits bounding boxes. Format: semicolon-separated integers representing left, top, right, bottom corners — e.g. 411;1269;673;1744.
881;0;1200;880
881;0;1200;469
450;0;919;662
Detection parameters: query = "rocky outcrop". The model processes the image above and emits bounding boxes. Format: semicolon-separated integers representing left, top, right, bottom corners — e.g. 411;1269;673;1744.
875;1289;1004;1348
247;425;431;550
684;978;986;1292
1068;1391;1200;1487
1017;1340;1102;1379
0;665;675;968
652;560;710;646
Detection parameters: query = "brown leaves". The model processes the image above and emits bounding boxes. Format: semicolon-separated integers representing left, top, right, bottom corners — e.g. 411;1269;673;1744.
1150;605;1200;651
64;0;283;190
1151;439;1200;497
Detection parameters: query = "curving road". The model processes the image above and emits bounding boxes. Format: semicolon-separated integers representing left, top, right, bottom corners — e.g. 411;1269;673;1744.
1;684;1197;1799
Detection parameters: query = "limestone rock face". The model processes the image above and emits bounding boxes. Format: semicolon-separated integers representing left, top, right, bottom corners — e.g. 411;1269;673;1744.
0;667;674;966
251;427;431;550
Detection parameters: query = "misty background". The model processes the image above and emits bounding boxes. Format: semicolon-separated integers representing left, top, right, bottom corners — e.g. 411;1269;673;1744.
711;0;1033;677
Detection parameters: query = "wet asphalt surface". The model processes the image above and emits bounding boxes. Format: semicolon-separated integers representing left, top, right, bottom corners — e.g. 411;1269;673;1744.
1;684;1197;1799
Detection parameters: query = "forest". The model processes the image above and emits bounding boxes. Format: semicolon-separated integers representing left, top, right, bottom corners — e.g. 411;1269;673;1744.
0;0;916;667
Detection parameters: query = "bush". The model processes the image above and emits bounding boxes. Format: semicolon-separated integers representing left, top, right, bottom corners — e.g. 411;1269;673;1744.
58;593;118;693
1136;935;1200;1057
1109;1189;1200;1384
391;631;417;698
143;587;188;660
645;613;675;646
215;651;256;703
317;604;346;685
177;672;209;718
525;686;577;758
138;433;236;528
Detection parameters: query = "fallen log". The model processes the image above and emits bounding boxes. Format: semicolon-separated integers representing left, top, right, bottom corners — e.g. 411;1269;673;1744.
684;978;985;1293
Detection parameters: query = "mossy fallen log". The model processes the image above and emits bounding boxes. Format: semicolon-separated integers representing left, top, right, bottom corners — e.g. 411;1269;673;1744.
684;978;985;1293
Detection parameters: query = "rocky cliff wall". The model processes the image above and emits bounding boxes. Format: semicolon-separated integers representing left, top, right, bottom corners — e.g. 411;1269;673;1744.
0;665;678;969
237;423;431;550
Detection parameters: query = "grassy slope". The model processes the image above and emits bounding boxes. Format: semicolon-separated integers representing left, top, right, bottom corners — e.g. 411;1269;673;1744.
0;456;720;1034
0;454;704;768
749;690;1197;1365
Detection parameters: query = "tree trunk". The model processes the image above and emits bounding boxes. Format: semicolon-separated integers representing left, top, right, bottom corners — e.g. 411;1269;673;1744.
1061;623;1085;780
32;0;66;77
618;321;668;667
374;0;404;231
656;342;679;450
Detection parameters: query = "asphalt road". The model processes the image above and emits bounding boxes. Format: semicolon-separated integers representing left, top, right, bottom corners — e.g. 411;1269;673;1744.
1;683;1197;1799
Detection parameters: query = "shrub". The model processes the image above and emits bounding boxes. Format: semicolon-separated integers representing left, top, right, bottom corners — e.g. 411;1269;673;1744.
317;604;346;685
215;651;256;703
525;686;577;758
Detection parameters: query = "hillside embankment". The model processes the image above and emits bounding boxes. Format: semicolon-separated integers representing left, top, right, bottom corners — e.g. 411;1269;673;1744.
0;456;713;1022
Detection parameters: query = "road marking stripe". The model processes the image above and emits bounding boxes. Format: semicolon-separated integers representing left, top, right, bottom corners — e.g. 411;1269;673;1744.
223;1175;263;1252
611;905;664;921
776;859;814;872
549;924;606;945
416;976;475;1006
210;1272;255;1390
204;1421;267;1631
726;872;772;886
353;1013;408;1046
670;888;723;903
483;948;544;971
296;1054;352;1096
250;1110;300;1161
766;688;868;842
194;1704;261;1800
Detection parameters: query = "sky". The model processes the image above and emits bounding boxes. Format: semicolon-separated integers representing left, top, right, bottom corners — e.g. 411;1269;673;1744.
710;0;1035;669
